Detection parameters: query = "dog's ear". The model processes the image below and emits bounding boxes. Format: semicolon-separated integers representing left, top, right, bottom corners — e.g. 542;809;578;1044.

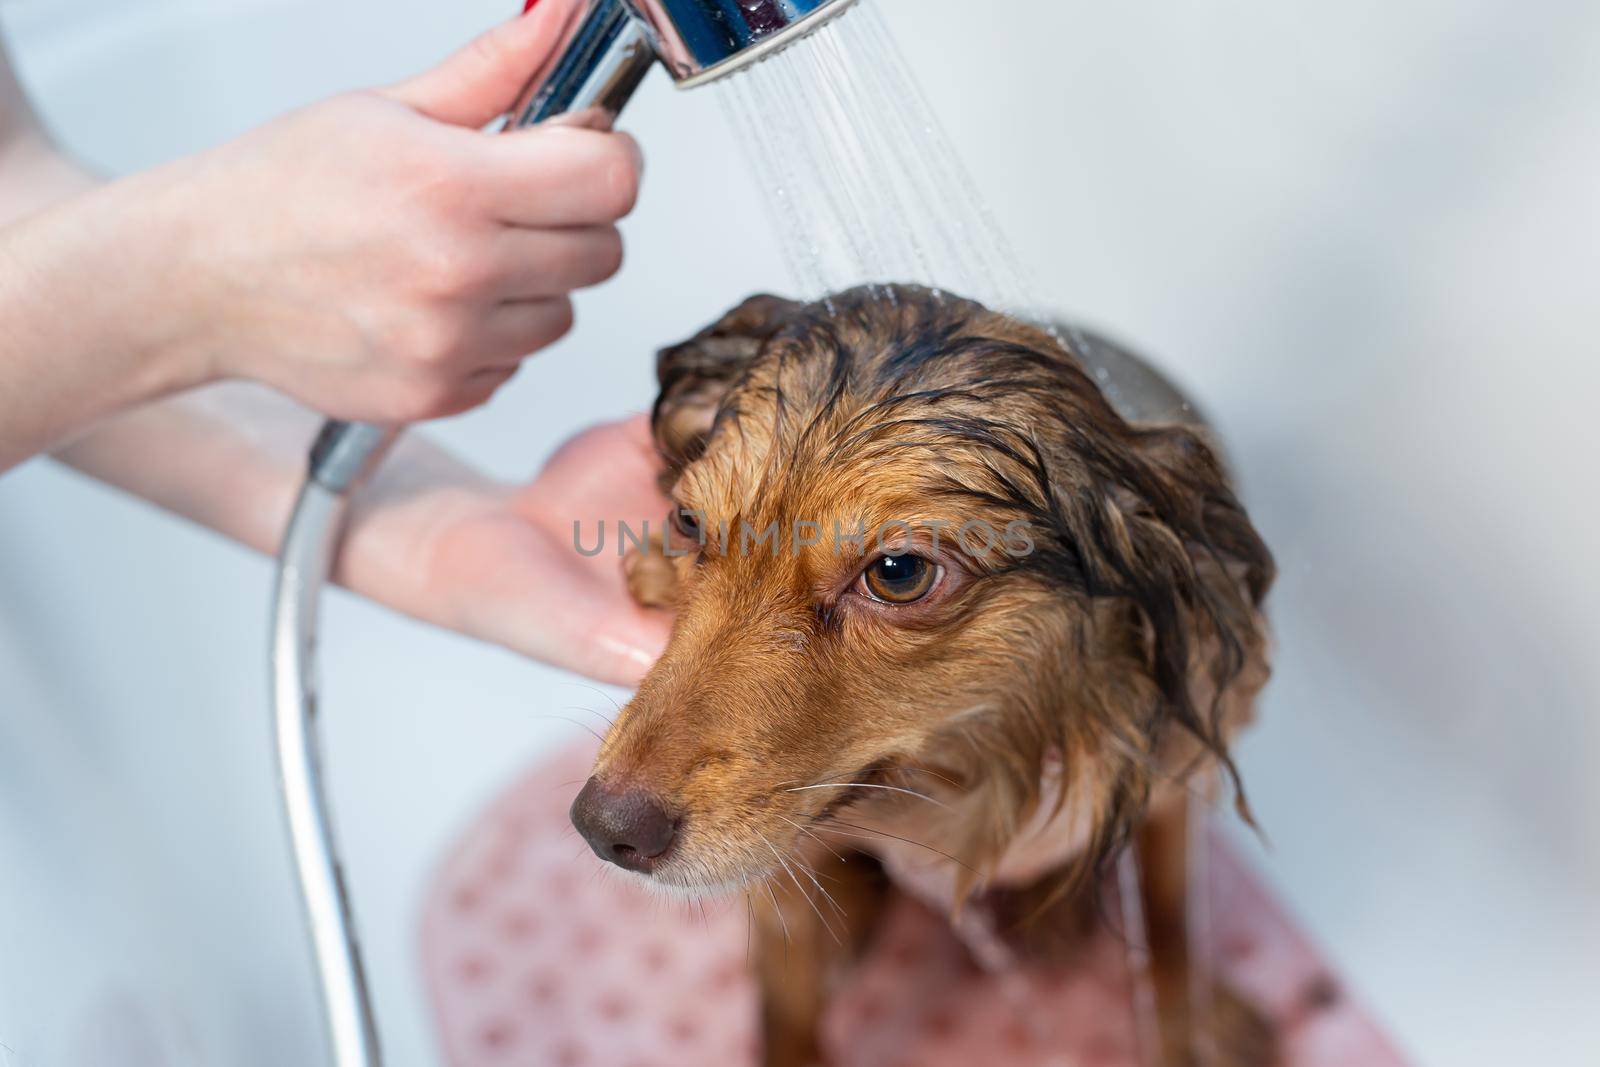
983;414;1274;907
1078;421;1276;815
652;294;803;477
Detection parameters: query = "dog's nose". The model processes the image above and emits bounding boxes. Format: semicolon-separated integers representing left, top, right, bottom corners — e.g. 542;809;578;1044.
570;777;677;873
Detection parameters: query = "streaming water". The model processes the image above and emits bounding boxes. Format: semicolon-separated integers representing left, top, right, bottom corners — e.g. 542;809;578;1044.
713;6;1223;1061
715;2;1041;317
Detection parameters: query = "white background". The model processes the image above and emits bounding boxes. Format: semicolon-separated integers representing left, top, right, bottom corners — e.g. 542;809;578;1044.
1;1;1596;1065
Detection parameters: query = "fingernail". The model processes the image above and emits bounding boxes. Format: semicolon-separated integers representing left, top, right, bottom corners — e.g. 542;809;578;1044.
522;0;541;14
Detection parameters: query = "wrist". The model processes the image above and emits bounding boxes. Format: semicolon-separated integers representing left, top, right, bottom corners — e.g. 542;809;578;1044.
58;164;223;397
0;192;208;467
0;133;234;397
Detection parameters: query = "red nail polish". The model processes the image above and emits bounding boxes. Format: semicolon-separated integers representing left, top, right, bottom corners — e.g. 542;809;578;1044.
523;0;540;13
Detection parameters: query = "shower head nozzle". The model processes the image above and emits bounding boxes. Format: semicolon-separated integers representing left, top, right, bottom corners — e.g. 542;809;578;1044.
633;0;861;90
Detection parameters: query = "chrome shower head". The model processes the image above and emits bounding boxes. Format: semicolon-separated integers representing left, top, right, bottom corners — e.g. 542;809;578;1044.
635;0;860;88
507;0;859;131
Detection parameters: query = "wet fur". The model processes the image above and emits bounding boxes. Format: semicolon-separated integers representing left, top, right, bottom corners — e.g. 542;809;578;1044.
594;286;1277;1065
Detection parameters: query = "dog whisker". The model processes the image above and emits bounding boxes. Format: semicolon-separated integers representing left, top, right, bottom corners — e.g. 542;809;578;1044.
817;817;977;874
794;858;848;921
745;894;755;967
559;681;624;717
900;763;964;790
759;878;792;955
768;824;849;920
786;782;949;808
528;715;606;744
776;813;847;864
756;828;841;945
556;704;616;729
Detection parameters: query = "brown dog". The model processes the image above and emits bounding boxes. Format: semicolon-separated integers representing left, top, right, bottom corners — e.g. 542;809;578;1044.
570;286;1277;1066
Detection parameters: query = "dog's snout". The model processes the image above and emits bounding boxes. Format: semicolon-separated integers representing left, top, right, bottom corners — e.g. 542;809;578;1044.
570;777;677;873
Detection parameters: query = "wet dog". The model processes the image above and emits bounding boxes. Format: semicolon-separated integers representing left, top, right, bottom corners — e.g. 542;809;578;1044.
571;286;1277;1066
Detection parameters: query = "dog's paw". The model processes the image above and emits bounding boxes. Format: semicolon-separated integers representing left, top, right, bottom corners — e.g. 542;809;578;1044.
621;541;679;608
1164;982;1281;1067
1204;983;1281;1067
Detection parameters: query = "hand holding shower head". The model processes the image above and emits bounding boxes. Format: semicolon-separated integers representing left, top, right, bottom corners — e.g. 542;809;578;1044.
308;0;859;492
273;4;858;1066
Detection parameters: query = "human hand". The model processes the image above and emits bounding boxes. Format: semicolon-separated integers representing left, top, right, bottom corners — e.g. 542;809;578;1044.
337;414;674;686
107;2;641;423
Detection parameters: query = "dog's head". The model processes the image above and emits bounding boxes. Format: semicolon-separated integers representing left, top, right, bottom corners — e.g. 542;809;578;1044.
572;286;1274;899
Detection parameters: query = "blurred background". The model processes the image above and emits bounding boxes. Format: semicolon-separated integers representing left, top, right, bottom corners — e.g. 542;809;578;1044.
1;0;1596;1064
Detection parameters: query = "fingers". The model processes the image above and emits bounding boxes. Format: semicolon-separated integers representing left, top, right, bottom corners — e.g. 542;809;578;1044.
467;296;577;369
365;297;570;421
489;224;624;300
384;2;576;127
430;298;572;415
446;364;523;415
480;127;643;228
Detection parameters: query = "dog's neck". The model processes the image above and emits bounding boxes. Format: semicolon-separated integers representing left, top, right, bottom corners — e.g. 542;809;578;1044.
845;762;1096;970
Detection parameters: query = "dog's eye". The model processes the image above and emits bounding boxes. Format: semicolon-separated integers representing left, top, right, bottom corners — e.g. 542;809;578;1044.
861;554;938;604
670;507;703;543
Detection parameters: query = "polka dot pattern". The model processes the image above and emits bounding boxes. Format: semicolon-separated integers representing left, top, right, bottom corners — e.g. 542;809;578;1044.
421;741;1408;1067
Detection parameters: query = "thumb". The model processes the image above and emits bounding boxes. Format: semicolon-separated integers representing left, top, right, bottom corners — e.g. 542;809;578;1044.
383;1;577;127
